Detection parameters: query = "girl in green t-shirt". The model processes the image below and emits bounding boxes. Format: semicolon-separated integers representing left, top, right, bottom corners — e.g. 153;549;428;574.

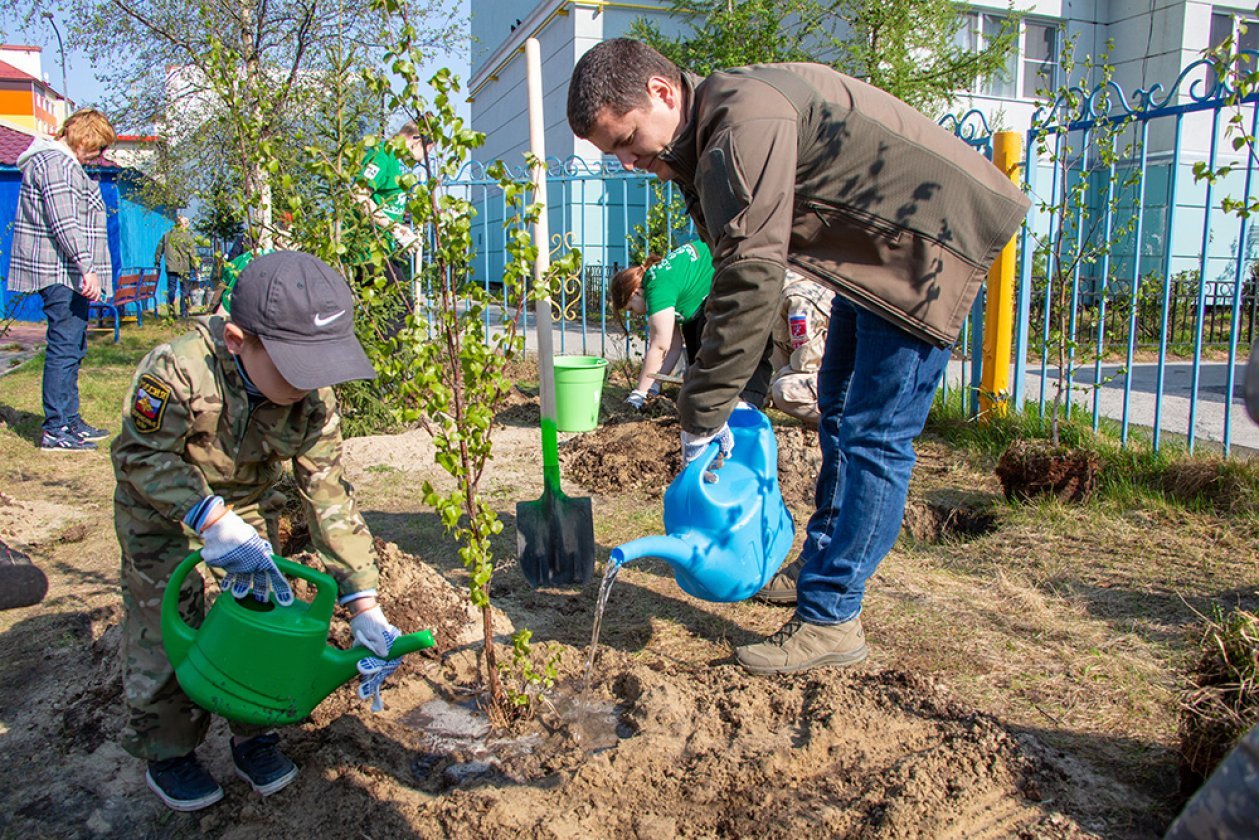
612;240;775;410
611;241;714;407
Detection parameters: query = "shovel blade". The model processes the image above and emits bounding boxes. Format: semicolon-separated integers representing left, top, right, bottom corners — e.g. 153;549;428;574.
0;540;48;610
516;491;595;588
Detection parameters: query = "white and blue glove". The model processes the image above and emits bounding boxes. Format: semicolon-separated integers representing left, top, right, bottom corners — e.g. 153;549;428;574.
680;423;734;464
350;605;404;712
184;495;294;606
625;390;648;410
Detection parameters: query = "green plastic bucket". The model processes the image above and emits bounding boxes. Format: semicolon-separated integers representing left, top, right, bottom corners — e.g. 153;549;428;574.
552;355;609;432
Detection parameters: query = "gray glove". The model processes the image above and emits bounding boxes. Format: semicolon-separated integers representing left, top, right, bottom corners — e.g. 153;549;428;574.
681;424;734;464
350;607;404;712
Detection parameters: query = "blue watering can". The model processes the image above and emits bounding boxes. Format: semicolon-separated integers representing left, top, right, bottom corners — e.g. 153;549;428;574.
610;406;795;602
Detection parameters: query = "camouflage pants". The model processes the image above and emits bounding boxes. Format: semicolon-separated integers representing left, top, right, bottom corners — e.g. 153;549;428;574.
770;371;821;428
1164;723;1259;839
116;488;283;761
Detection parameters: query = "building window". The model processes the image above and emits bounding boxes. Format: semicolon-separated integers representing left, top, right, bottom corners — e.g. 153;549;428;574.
1211;10;1259;53
1023;22;1059;98
956;12;1059;100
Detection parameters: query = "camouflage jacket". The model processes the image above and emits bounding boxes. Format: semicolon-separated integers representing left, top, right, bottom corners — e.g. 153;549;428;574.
770;271;835;381
111;316;378;595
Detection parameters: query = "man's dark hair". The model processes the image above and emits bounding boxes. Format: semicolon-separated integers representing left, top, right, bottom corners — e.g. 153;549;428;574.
567;39;681;138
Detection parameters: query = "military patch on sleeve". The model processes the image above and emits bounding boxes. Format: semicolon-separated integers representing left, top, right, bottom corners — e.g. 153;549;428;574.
131;374;172;434
789;312;810;349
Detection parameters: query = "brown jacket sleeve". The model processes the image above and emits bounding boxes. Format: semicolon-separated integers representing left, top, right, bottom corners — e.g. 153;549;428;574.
679;92;799;435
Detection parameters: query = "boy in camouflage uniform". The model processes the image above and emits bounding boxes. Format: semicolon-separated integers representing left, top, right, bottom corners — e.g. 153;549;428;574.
113;251;407;812
768;271;835;428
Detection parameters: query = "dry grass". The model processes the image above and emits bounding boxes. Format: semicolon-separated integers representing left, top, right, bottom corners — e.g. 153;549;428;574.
1159;458;1259;515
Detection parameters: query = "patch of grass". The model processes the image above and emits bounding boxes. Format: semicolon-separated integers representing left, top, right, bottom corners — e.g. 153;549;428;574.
1;322;183;442
927;392;1259;517
1178;606;1259;786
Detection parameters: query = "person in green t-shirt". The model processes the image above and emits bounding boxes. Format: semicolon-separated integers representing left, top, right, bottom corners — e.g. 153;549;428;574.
612;240;771;410
353;120;431;259
351;120;433;332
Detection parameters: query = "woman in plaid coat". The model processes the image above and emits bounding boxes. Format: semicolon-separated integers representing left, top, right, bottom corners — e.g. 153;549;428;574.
8;108;116;451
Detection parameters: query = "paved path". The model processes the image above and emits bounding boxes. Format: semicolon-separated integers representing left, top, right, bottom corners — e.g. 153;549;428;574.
0;323;43;378
946;359;1259;454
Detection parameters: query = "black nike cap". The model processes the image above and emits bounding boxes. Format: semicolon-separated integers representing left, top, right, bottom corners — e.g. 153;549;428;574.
231;251;377;389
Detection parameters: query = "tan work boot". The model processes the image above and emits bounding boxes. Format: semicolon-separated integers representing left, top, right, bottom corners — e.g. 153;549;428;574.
735;614;868;675
754;557;804;605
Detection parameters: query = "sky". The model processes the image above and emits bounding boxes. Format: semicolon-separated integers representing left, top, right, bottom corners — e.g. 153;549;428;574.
3;3;473;130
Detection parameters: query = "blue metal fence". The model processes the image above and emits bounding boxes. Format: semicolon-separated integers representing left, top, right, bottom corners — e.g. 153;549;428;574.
1014;55;1259;455
435;156;678;360
431;57;1258;454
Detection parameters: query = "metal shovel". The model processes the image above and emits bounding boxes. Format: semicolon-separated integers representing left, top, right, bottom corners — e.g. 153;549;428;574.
515;37;595;588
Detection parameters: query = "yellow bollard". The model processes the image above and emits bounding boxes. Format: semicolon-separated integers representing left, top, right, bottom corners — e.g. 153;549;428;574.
980;131;1023;421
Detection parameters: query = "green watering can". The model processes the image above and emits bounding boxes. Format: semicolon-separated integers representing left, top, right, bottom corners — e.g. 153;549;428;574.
162;551;435;726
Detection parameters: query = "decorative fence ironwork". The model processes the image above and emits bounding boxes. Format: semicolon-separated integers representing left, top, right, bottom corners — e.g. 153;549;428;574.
1014;54;1259;454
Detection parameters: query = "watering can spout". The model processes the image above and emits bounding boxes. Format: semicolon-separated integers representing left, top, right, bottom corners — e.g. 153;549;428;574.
611;535;702;576
315;629;437;702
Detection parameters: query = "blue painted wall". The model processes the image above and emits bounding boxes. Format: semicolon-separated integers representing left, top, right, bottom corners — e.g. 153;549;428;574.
1;166;173;322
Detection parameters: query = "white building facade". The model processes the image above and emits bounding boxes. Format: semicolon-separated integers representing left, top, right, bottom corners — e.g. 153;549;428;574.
469;0;1252;162
463;0;1255;287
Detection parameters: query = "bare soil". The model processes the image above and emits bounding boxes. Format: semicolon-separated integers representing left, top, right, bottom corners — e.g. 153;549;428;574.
0;385;1239;838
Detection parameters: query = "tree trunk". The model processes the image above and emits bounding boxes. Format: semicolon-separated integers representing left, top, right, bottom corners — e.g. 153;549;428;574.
481;600;501;699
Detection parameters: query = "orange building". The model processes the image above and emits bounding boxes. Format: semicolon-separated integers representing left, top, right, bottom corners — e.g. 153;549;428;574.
0;45;69;136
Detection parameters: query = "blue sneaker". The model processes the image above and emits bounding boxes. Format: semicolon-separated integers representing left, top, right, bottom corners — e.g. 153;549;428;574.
146;753;224;812
39;426;96;452
69;418;109;441
231;733;298;796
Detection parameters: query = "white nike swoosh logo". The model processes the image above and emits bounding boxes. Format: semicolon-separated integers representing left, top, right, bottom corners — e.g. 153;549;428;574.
314;310;346;327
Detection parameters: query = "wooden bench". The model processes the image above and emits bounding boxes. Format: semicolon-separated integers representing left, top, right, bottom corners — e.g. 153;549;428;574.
89;268;160;342
139;269;160;316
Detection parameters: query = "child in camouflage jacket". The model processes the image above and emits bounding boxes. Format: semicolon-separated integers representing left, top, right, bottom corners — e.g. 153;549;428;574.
112;251;404;812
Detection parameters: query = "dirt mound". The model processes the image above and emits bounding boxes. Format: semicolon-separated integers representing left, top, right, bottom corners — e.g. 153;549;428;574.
565;416;682;497
565;415;823;510
402;659;1081;838
495;385;542;427
0;492;86;549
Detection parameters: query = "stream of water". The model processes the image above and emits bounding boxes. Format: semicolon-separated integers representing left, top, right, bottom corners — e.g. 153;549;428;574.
581;560;621;704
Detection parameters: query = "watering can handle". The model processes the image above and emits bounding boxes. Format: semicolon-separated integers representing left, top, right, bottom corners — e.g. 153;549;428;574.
160;551;205;668
680;439;724;487
161;551;343;666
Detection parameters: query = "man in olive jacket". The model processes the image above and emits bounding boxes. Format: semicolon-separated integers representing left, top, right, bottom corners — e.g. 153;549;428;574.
154;215;198;318
569;39;1029;675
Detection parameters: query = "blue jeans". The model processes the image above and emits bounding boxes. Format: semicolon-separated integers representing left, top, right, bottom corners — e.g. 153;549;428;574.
795;296;952;625
165;272;191;317
38;283;90;433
